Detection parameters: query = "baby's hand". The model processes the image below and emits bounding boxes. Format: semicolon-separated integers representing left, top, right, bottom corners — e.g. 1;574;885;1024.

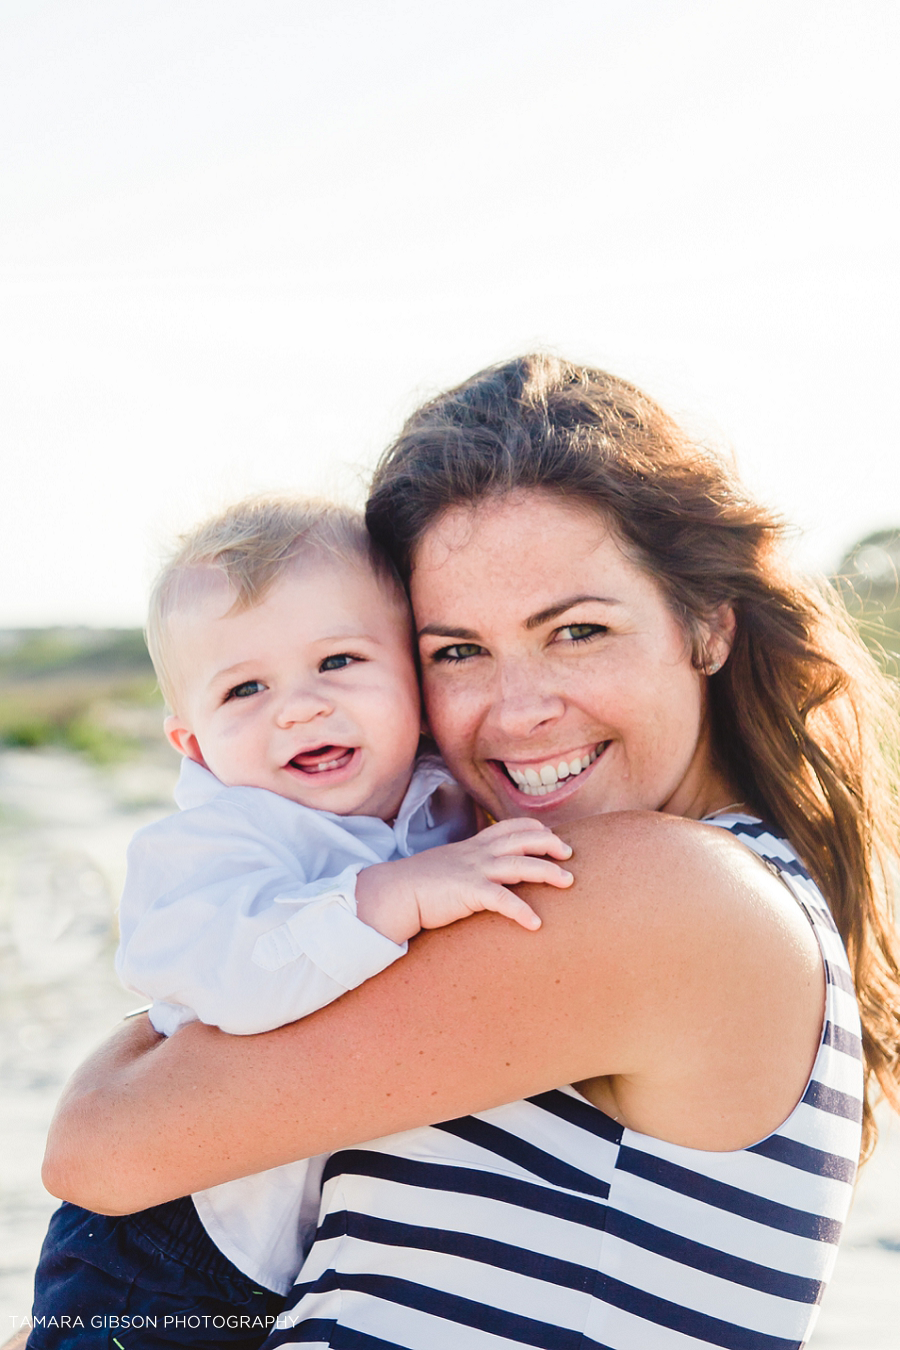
355;819;574;944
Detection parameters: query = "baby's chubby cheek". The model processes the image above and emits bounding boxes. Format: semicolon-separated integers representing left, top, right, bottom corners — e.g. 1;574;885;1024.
198;729;256;784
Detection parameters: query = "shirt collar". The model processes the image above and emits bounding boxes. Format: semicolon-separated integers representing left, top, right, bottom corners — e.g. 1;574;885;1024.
391;752;458;851
173;757;230;810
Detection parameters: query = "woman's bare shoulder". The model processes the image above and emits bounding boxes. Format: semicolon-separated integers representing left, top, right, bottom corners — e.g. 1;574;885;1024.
536;807;799;949
549;809;825;1148
560;803;766;870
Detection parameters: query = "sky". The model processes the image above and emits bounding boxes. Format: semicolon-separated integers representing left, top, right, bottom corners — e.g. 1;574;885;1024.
1;0;898;626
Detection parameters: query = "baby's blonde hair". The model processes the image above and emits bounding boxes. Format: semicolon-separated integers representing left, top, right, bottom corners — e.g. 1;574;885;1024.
147;495;404;710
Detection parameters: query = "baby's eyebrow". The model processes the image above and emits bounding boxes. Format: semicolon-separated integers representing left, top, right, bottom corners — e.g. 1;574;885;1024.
312;631;378;644
211;662;257;682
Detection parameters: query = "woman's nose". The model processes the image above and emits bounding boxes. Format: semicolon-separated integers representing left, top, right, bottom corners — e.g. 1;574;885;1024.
488;664;565;738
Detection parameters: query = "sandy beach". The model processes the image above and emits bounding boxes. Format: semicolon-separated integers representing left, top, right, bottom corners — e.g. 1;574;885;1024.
1;744;898;1347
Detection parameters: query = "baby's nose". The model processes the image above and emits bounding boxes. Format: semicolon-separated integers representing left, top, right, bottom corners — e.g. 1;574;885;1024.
275;688;333;725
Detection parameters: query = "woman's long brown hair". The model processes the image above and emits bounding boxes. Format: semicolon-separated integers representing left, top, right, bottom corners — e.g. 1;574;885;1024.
367;353;900;1159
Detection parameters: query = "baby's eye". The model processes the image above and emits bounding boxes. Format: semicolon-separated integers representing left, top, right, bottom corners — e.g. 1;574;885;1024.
319;653;360;672
224;679;265;701
557;623;607;643
432;642;486;663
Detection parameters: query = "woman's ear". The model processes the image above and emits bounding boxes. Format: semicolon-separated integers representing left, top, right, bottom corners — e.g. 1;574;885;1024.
703;603;737;674
163;715;207;767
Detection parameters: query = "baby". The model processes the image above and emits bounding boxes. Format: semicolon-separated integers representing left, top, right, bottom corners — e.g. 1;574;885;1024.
28;497;573;1350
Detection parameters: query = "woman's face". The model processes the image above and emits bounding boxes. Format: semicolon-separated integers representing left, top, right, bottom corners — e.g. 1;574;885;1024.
411;490;734;826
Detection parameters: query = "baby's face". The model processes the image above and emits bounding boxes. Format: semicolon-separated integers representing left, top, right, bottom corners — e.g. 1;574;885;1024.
164;558;422;821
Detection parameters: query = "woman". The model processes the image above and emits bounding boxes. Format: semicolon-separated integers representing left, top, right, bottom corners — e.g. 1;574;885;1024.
42;356;900;1348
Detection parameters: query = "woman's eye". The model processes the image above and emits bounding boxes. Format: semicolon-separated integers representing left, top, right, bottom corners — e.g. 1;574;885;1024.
557;623;607;643
319;653;359;672
432;642;486;664
225;679;265;701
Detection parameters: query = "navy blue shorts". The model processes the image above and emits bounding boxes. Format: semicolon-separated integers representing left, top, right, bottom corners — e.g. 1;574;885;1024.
27;1197;285;1350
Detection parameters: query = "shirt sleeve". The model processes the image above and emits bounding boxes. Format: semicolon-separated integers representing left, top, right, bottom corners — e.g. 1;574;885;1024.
116;805;407;1037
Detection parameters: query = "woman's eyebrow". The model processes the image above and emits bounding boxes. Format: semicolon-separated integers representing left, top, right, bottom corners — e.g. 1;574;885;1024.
417;624;481;641
525;595;620;629
417;597;620;641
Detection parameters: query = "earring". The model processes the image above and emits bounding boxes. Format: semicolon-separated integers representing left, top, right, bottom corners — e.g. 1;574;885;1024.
706;659;721;675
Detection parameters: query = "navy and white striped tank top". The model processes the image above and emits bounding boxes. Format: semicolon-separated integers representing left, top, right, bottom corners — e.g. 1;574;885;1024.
265;818;864;1350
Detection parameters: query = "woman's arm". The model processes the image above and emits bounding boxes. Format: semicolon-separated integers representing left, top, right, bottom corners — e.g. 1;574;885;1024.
43;812;823;1213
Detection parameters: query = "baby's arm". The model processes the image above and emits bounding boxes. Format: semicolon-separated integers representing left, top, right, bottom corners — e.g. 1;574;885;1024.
355;818;574;944
116;804;406;1038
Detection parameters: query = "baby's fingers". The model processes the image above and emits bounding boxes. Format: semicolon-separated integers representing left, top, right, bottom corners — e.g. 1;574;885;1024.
489;856;575;889
480;884;543;931
491;827;574;861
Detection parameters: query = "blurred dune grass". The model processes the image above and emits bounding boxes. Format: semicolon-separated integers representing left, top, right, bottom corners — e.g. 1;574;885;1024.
0;629;163;763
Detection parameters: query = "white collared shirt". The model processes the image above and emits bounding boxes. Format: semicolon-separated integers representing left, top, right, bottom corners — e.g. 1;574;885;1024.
114;752;474;1292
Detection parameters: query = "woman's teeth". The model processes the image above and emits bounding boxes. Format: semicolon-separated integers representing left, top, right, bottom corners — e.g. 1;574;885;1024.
505;746;602;796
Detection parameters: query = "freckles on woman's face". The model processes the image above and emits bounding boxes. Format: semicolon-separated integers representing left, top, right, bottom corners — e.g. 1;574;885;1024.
409;491;730;826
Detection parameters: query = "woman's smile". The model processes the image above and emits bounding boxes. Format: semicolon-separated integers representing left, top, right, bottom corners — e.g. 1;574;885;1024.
492;741;608;800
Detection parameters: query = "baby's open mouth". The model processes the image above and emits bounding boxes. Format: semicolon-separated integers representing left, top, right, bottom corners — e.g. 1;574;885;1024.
288;745;356;774
499;743;607;797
